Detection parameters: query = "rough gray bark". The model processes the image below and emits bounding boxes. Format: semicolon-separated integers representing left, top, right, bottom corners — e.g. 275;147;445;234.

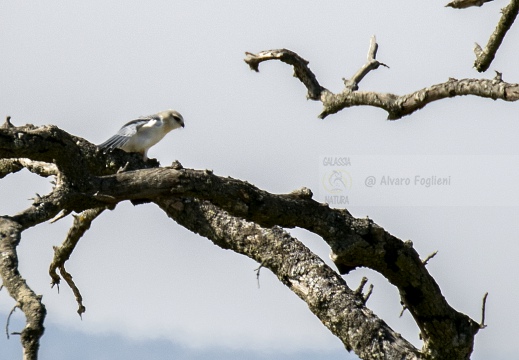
474;0;519;72
0;120;484;359
0;217;46;360
158;198;420;360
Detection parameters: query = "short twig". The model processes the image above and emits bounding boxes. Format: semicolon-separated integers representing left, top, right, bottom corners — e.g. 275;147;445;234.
422;250;438;265
92;192;117;202
1;115;13;129
49;207;105;315
50;209;71;224
117;161;130;173
399;304;408;318
59;264;86;317
6;304;19;339
480;292;489;328
354;277;373;304
355;277;368;294
29;193;42;202
343;36;389;90
254;264;263;289
363;284;374;304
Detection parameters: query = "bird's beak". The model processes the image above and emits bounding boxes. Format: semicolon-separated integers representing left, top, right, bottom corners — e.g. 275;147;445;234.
181;123;185;128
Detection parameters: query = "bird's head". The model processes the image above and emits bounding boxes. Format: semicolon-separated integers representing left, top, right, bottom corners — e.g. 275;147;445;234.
159;109;185;130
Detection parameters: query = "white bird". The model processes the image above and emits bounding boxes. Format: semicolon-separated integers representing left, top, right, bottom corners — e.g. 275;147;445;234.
99;109;185;160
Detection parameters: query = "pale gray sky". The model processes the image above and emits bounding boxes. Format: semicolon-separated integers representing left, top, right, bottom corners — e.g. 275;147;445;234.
1;1;518;359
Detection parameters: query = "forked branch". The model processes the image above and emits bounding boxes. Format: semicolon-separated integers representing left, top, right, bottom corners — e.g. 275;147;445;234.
245;38;519;119
474;0;519;72
0;118;485;358
49;207;108;316
343;36;389;91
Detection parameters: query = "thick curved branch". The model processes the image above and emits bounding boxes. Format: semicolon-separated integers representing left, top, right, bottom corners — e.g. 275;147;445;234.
1;124;481;359
0;124;91;186
93;166;480;359
245;46;519;119
245;49;325;100
474;0;519;72
158;197;421;360
322;76;518;120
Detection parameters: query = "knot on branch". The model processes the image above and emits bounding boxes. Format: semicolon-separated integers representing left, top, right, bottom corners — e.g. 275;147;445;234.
171;160;184;170
1;116;14;129
288;187;313;199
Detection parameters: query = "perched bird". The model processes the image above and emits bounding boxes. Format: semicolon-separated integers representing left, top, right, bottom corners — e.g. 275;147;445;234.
99;109;184;160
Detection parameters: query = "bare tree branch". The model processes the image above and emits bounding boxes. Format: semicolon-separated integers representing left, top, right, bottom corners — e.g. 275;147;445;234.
422;250;438;265
0;123;484;358
354;277;374;305
343;36;389;91
244;49;325;100
0;217;46;360
92;166;481;359
480;292;489;328
245;41;519;119
49;207;107;316
474;0;519;72
446;0;494;9
158;197;421;359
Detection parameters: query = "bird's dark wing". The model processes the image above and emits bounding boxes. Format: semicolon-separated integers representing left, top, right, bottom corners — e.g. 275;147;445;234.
98;134;131;150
